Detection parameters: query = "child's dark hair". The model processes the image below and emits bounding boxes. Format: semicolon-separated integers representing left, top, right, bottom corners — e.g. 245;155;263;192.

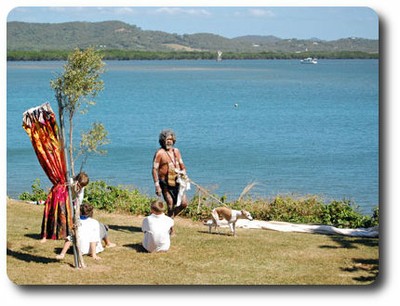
151;200;165;213
75;172;89;188
80;203;94;218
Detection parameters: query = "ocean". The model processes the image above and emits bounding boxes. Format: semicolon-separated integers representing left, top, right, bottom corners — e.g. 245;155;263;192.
7;59;379;214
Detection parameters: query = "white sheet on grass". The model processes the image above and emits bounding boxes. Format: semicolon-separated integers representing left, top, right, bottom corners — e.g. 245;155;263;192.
208;219;378;238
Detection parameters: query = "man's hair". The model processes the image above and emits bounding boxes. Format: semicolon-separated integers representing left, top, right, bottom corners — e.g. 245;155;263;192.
75;172;89;188
159;129;176;148
81;203;94;217
151;199;165;214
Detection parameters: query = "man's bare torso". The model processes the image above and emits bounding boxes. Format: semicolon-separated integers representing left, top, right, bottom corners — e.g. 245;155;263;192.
153;148;182;181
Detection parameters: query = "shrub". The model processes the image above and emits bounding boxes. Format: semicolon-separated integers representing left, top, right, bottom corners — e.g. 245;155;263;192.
265;195;325;224
84;180;153;215
320;200;378;228
18;180;379;229
18;179;48;202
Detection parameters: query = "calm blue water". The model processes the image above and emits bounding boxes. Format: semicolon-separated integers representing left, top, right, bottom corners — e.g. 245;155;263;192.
7;59;379;214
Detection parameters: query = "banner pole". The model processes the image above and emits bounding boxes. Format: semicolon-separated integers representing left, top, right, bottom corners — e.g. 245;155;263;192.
58;107;80;269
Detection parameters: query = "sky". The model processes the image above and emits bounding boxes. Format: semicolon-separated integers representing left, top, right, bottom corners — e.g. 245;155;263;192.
7;6;378;40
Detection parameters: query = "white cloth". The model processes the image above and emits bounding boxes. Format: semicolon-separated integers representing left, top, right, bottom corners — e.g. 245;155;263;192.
206;219;379;238
142;213;174;252
176;174;190;207
78;217;104;255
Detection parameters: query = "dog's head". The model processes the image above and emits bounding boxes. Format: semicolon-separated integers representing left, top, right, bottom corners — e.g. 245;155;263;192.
241;210;253;221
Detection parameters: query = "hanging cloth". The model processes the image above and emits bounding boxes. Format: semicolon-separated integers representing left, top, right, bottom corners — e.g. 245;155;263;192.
22;103;72;240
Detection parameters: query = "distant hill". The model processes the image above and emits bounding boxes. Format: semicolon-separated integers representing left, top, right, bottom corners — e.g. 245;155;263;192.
7;21;379;54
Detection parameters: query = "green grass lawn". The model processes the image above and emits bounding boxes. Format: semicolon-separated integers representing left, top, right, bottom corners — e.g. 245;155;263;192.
6;198;378;285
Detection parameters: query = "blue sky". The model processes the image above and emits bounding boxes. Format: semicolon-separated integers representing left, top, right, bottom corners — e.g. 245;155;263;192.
7;6;378;40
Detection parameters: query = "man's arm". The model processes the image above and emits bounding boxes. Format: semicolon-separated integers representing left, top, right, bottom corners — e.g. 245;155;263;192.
152;151;162;196
175;149;186;173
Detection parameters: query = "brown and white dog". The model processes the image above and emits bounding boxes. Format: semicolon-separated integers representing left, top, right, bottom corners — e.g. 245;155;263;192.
207;207;253;236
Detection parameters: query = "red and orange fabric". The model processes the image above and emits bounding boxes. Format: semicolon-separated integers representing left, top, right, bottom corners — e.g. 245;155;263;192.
22;103;73;240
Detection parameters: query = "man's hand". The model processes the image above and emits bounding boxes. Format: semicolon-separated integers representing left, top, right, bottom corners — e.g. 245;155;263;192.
155;185;162;196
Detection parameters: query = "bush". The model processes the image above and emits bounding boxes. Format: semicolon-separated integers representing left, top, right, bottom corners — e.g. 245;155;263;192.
263;195;324;224
84;180;153;215
321;200;378;228
18;180;379;229
18;179;48;202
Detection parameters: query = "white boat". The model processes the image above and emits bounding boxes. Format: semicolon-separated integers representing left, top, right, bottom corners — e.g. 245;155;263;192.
300;57;318;64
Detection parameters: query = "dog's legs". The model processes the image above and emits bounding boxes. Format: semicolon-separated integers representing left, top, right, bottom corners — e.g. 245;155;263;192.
228;222;235;236
211;210;220;234
232;222;237;236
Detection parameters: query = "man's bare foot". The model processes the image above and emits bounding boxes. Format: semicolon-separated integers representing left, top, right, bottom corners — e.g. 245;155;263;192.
106;243;116;248
40;237;47;243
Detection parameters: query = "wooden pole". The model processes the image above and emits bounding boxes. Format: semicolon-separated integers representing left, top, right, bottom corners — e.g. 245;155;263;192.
58;107;83;268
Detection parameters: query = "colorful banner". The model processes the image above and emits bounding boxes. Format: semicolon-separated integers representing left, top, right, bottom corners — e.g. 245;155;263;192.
22;103;72;240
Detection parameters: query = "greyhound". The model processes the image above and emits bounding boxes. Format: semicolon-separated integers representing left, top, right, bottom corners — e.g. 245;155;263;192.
207;207;253;236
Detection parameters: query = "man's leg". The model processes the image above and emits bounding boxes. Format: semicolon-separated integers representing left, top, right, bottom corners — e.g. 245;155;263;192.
173;194;188;216
162;189;175;217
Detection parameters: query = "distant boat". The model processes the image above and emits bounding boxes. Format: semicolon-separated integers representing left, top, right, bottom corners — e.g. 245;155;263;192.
300;57;318;64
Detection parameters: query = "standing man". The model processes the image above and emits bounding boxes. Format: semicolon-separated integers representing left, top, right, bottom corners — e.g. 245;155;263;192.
152;129;188;219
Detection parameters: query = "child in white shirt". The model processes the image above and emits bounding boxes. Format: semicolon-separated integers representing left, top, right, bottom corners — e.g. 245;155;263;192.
142;200;174;253
78;203;104;259
56;172;115;260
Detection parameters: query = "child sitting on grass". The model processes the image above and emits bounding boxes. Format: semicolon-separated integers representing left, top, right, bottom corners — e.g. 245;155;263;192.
56;203;115;260
141;199;174;253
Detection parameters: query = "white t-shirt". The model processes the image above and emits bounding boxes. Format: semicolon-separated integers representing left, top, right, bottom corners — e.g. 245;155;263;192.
142;213;174;253
78;217;104;255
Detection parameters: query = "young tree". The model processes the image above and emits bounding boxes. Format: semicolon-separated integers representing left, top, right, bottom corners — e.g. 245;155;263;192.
50;48;106;268
50;47;105;176
77;122;110;172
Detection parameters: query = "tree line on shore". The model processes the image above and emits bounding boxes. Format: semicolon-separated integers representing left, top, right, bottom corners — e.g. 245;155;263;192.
7;49;378;61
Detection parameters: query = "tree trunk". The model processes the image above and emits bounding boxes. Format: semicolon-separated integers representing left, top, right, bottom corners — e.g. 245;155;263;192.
69;114;75;177
73;201;86;268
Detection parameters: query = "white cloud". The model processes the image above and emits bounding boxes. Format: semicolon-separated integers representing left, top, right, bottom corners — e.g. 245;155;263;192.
248;8;275;18
155;7;211;17
109;7;136;15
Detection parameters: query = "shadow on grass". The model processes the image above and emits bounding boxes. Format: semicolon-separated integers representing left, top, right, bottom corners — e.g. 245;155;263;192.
342;258;379;283
197;229;233;236
319;235;379;249
320;235;379;283
24;233;42;240
108;224;142;233
123;243;148;253
7;248;59;264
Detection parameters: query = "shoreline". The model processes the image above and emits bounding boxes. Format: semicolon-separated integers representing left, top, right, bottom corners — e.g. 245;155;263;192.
7;50;379;61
